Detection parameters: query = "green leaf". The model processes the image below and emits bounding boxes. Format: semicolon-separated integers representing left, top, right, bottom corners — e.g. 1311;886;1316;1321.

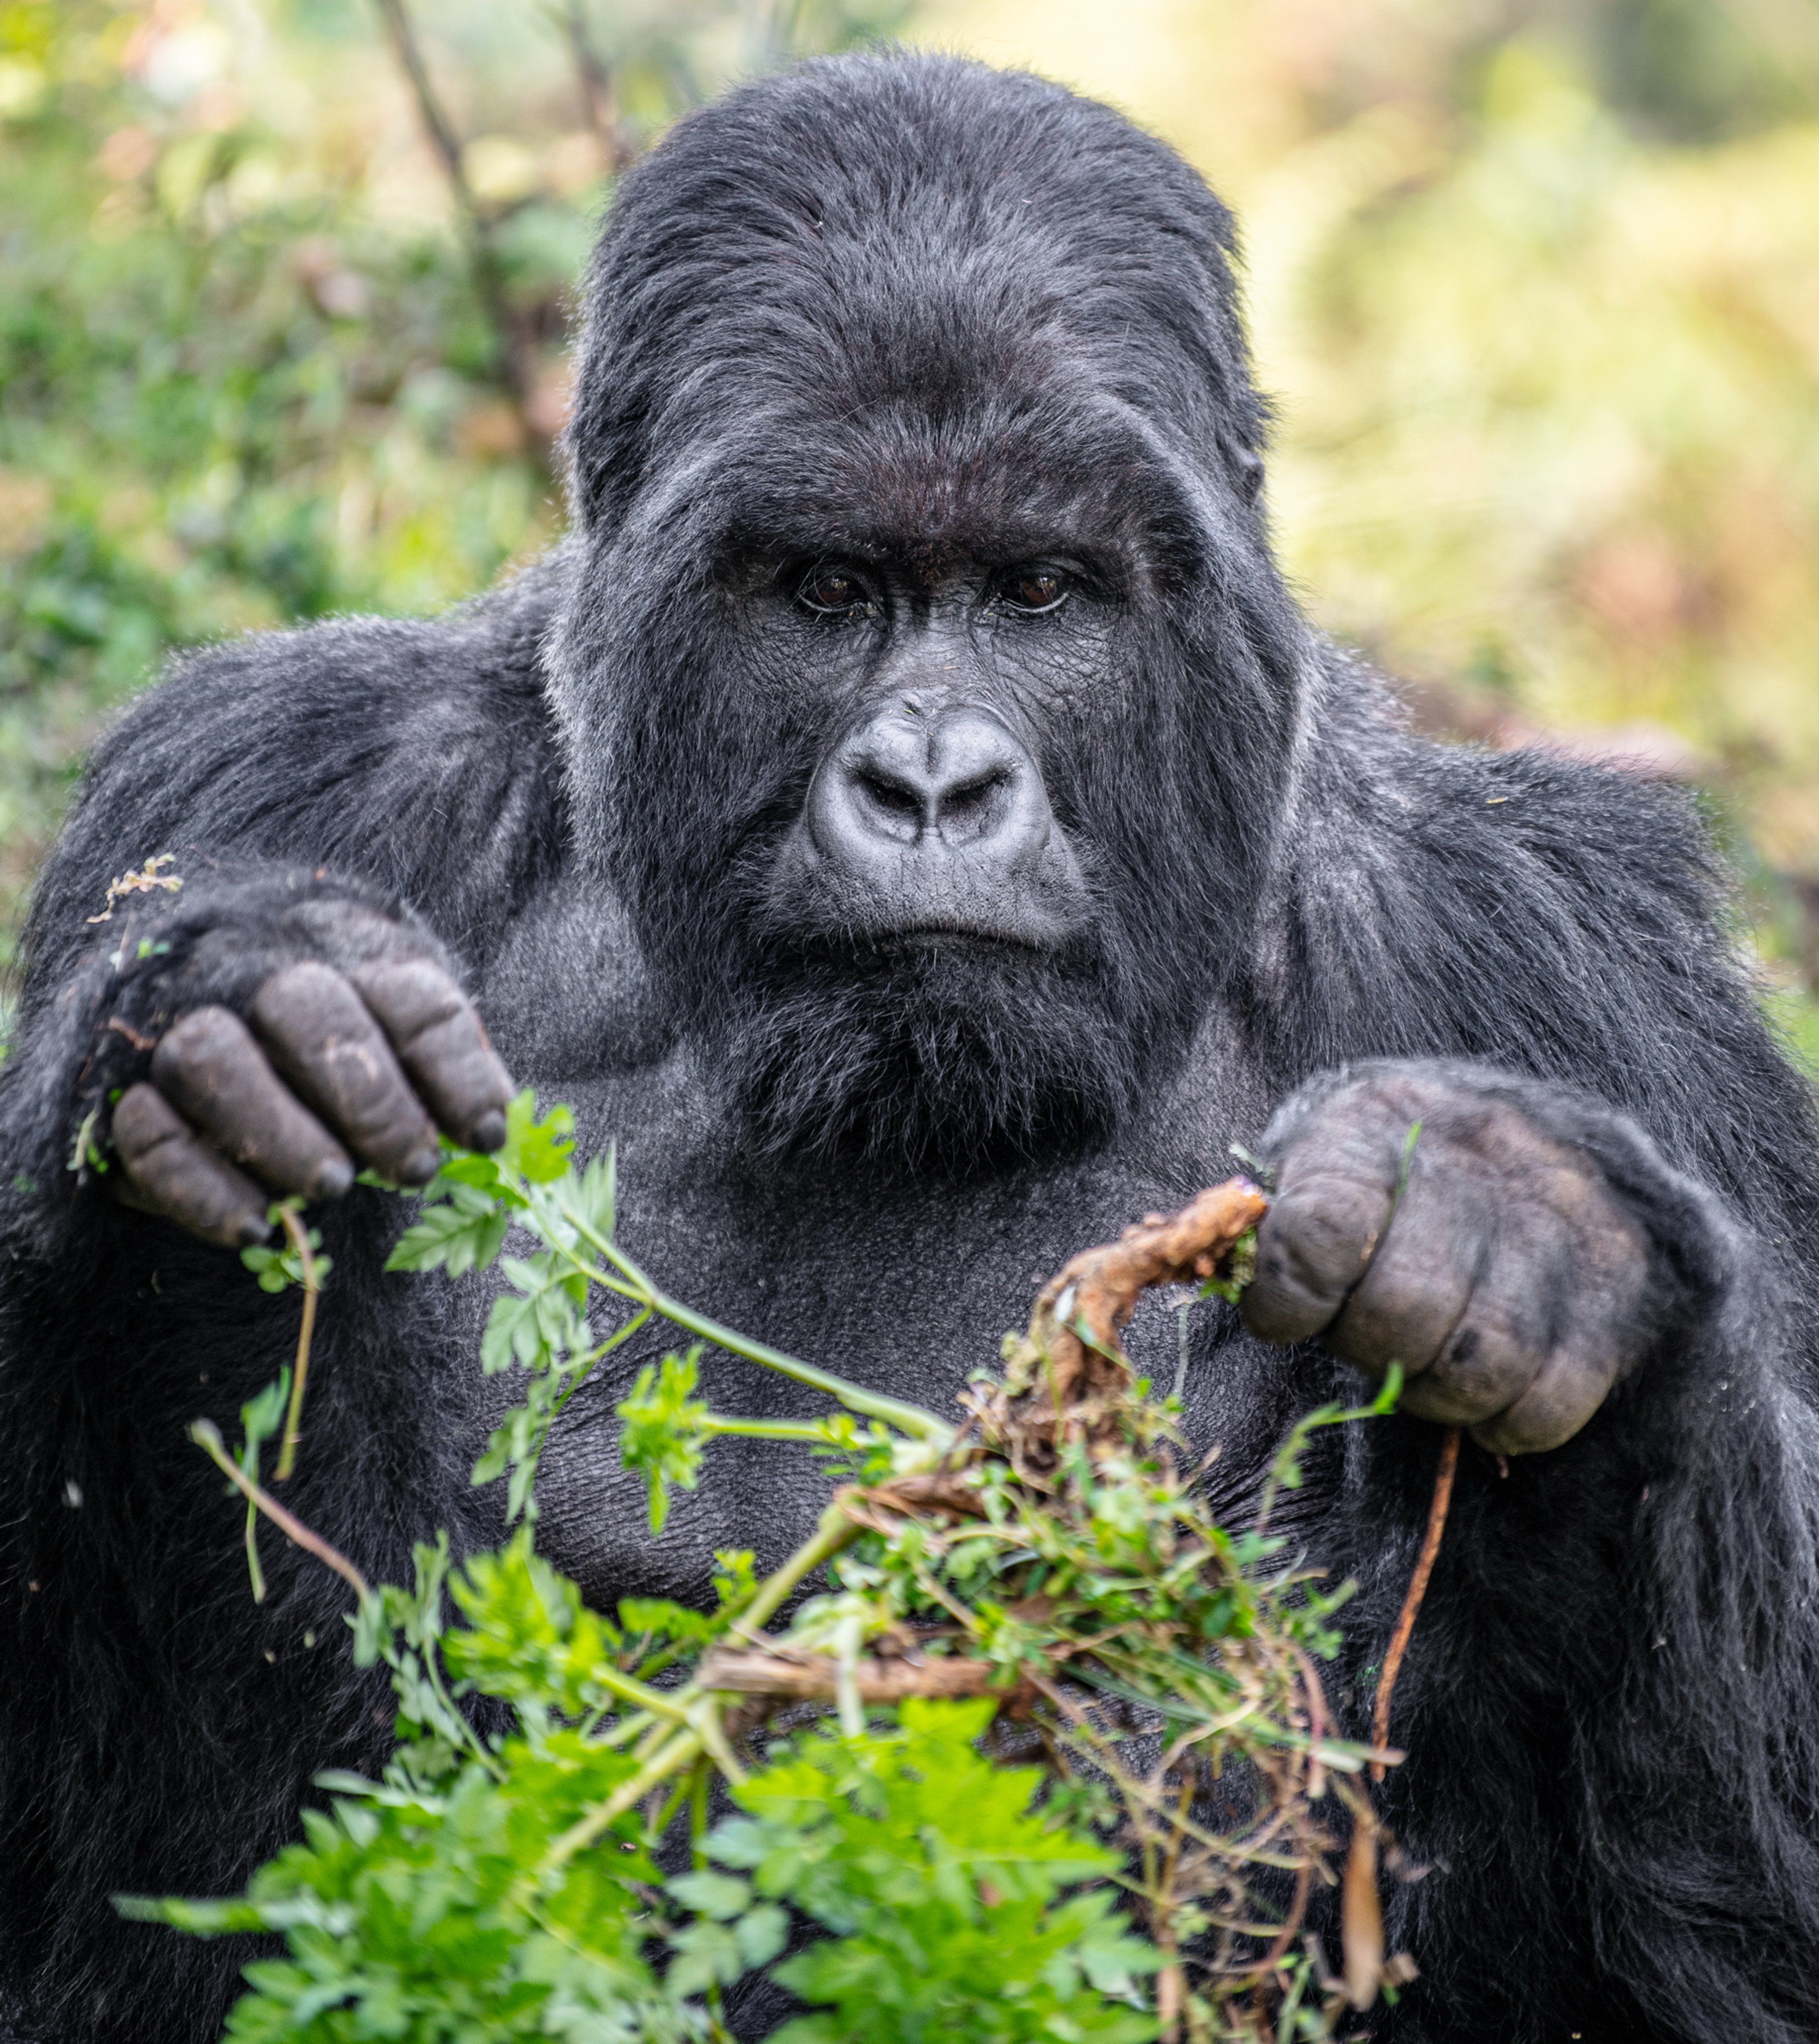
617;1596;717;1649
480;1289;545;1375
234;1367;292;1603
500;1089;575;1184
666;1917;745;1997
441;1533;656;1730
384;1181;512;1278
734;1901;790;1971
568;1145;617;1244
115;1894;270;1936
666;1869;751;1920
1261;1364;1402;1520
615;1349;711;1536
723;1700;1159;2044
239;1372;291;1450
239;1209;328;1293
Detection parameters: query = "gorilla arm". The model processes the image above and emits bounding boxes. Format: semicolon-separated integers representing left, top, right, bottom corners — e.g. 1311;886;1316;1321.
1242;1063;1819;2040
0;583;559;2043
1226;705;1819;2038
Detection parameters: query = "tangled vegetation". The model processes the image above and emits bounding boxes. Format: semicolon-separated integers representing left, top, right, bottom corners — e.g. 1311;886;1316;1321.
128;1098;1430;2042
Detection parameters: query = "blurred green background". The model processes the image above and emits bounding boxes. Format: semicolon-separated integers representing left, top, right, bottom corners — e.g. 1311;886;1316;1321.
2;0;1817;1062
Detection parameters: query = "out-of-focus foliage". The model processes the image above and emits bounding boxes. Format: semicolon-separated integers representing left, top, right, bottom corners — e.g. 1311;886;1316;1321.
0;0;902;966
910;0;1819;1064
3;0;1817;1060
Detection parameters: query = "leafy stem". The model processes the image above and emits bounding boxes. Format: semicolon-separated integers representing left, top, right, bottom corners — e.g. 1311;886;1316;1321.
555;1192;953;1444
189;1419;369;1600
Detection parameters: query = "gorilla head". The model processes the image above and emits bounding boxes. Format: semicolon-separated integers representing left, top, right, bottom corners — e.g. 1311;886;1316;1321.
551;54;1306;1168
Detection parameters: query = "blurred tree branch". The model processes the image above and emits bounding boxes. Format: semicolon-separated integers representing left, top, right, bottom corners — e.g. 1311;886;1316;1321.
542;1;639;173
369;0;552;469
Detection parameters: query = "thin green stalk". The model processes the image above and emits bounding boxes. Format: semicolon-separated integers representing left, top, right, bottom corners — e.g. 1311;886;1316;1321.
690;1755;711;1867
701;1415;841;1445
532;1498;863;1883
585;1706;654;1747
649;1765;698;1848
585;1662;693;1725
548;1305;653;1427
690;1694;747;1785
274;1206;321;1482
417;1641;507;1782
544;1723;703;1871
734;1498;863;1636
557;1200;954;1444
649;1290;953;1442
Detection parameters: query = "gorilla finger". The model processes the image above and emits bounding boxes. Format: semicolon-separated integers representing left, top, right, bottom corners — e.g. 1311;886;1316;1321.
1242;1171;1395;1345
1470;1342;1622;1456
1396;1310;1539;1426
1464;1219;1650;1452
348;958;513;1153
112;1084;273;1248
153;1008;355;1201
251;962;442;1186
1327;1212;1477;1384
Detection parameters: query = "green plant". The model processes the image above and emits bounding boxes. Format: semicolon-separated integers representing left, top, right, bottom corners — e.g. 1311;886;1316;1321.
130;1095;1418;2042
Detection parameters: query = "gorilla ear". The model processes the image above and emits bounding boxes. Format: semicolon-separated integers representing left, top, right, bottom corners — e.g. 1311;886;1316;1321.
1232;444;1265;506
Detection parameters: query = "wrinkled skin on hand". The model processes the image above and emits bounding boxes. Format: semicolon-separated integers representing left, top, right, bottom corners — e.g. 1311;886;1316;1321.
1242;1066;1656;1455
109;906;514;1250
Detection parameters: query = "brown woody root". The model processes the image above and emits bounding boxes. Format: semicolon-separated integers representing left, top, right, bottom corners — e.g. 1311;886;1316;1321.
700;1647;1027;1705
1036;1178;1268;1395
708;1180;1270;1707
981;1177;1269;1463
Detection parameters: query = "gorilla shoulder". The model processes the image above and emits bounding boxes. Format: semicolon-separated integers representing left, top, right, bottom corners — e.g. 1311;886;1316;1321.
23;546;576;993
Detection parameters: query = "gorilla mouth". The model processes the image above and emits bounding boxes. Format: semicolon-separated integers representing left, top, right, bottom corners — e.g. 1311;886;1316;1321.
697;910;1148;1175
765;915;1063;972
878;923;1052;957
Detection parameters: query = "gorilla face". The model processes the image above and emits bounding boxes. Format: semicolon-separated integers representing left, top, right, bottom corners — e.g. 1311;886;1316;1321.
704;527;1142;1167
551;55;1307;1169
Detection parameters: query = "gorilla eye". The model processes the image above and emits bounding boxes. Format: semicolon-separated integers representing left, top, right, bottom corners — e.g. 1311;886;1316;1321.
999;566;1070;615
795;565;872;618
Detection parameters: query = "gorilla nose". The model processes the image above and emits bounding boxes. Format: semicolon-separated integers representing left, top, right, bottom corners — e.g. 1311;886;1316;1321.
782;703;1086;946
815;706;1049;863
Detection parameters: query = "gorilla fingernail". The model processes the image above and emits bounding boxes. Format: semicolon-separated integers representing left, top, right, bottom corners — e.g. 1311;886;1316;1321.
400;1146;441;1187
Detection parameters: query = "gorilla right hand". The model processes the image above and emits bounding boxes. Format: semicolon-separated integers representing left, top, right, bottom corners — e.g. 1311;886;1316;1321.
88;882;514;1249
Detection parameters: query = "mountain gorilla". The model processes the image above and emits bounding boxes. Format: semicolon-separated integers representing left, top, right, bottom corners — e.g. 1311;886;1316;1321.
3;48;1819;2044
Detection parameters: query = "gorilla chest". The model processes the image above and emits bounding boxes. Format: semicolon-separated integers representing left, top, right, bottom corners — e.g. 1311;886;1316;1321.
453;1066;1313;1614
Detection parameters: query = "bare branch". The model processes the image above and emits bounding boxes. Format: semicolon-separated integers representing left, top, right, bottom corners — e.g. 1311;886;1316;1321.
545;0;635;172
699;1646;1025;1704
368;0;548;463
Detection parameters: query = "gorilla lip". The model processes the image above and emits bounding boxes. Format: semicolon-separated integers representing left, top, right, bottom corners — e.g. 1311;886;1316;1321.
881;924;1049;956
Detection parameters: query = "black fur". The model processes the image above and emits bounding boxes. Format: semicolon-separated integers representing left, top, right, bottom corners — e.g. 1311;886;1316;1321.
4;51;1819;2044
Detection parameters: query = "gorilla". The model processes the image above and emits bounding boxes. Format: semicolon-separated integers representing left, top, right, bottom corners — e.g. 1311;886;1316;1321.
3;49;1819;2044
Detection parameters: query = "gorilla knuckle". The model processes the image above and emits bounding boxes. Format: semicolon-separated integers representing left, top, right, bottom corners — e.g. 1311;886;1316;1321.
1469;1347;1620;1456
112;1083;270;1248
350;959;513;1152
150;1004;352;1203
1243;1174;1393;1342
1398;1315;1541;1425
1330;1254;1473;1380
252;963;440;1187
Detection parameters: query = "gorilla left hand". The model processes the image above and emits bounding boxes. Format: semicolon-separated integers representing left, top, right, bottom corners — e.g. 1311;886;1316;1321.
1240;1065;1659;1455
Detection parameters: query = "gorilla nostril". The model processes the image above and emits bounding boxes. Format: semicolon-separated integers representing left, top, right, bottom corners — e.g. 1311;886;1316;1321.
942;771;1009;813
856;771;922;821
936;769;1012;840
